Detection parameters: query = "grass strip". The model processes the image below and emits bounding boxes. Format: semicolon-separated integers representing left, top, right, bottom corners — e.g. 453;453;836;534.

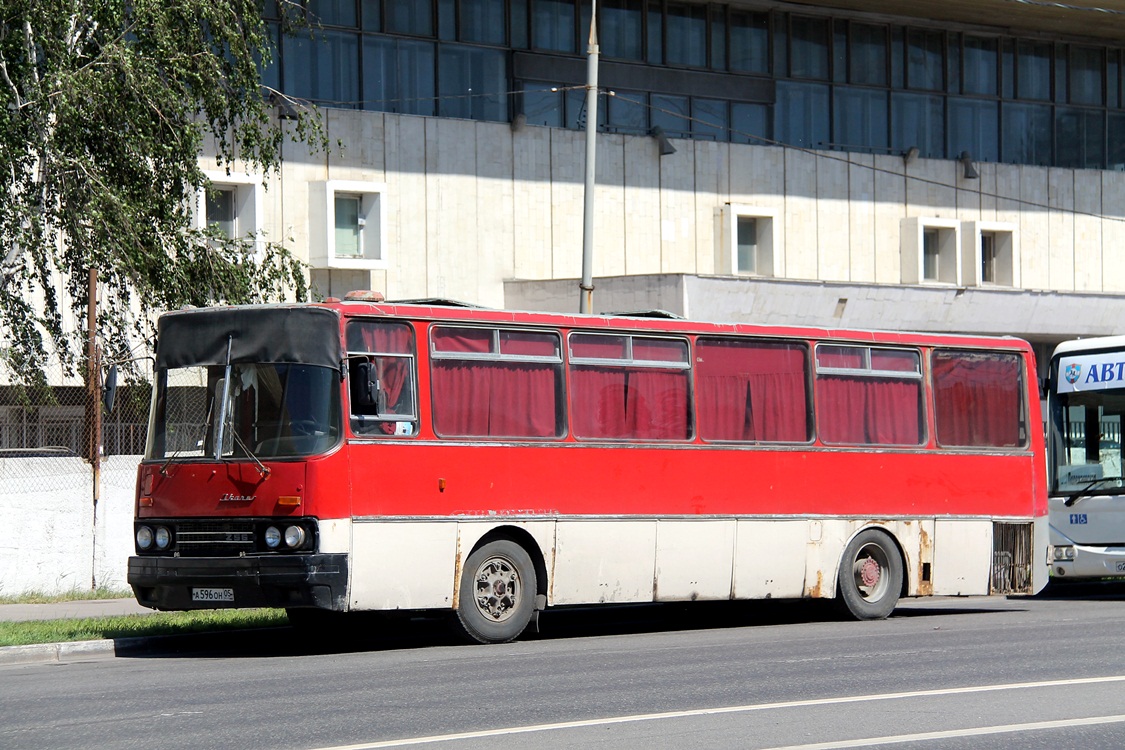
0;588;134;605
0;609;288;647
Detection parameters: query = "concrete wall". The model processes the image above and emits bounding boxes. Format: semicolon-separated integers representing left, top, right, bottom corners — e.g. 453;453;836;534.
0;456;139;597
243;110;1125;309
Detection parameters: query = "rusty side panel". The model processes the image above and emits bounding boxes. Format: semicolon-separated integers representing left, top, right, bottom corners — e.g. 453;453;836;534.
917;525;934;596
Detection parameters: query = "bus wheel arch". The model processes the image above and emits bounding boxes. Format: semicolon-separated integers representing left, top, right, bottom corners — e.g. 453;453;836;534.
835;527;906;620
455;528;546;644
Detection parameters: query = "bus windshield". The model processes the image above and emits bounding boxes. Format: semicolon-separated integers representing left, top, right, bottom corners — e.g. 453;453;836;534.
146;362;340;460
1049;387;1125;494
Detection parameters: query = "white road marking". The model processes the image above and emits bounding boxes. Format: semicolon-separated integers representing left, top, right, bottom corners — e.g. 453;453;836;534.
310;674;1125;750
757;714;1125;749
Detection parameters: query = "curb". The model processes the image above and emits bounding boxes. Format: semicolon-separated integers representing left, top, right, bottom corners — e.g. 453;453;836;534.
0;627;293;666
0;638;124;666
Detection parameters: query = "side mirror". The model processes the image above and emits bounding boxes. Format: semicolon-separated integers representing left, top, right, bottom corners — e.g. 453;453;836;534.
103;364;118;413
353;360;379;408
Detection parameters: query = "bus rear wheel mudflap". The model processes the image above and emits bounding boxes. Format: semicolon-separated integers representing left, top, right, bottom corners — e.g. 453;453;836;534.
836;528;904;620
455;539;538;644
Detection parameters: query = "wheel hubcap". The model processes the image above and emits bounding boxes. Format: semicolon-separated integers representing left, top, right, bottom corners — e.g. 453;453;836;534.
474;556;521;621
852;543;890;602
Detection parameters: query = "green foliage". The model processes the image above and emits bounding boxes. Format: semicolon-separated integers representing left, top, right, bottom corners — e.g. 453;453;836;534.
0;0;326;382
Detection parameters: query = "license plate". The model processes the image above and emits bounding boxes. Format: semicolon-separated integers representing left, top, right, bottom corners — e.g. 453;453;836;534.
192;587;234;603
1116;562;1125;573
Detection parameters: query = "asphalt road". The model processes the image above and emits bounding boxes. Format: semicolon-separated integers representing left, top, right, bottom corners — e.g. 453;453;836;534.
3;587;1125;750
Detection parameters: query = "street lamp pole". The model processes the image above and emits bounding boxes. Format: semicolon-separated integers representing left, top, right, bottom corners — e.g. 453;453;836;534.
579;0;598;314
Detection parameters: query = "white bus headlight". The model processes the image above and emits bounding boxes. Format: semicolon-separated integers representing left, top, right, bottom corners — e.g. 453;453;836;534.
1051;546;1076;561
284;525;306;548
154;526;172;550
136;526;154;550
264;526;282;549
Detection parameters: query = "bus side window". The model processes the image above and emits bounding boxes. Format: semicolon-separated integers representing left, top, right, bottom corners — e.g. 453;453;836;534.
346;320;418;437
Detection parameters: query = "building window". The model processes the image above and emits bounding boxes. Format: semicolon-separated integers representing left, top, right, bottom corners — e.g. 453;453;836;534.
205;188;236;238
981;232;997;283
311;180;387;269
964;221;1017;286
196;172;263;246
601;0;644;61
334;195;362;257
901;217;959;284
721;205;776;276
438;44;508;121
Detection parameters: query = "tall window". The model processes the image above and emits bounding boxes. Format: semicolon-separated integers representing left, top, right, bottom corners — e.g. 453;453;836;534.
334;195;362;257
665;3;708;67
981;232;997;284
789;16;830;79
363;37;436;115
923;229;940;281
439;45;508;120
206;189;235;238
601;0;643;61
962;35;998;96
532;0;575;52
1016;40;1052;100
906;28;943;90
730;10;769;73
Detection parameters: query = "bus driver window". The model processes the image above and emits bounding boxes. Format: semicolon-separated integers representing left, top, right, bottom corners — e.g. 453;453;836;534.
346;320;418;436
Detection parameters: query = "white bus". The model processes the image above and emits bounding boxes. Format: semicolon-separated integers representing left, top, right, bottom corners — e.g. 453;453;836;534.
1046;336;1125;579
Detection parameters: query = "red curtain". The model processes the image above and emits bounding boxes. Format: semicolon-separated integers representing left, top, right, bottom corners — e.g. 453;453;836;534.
933;352;1022;447
570;366;689;439
816;377;921;445
695;340;808;441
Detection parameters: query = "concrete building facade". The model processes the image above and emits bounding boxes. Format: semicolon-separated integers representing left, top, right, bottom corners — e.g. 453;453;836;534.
198;0;1125;368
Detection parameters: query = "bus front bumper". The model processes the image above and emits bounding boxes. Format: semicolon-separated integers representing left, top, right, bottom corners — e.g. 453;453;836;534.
1048;544;1125;579
128;554;348;611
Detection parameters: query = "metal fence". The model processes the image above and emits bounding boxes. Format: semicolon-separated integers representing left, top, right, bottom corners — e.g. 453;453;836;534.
0;358;149;481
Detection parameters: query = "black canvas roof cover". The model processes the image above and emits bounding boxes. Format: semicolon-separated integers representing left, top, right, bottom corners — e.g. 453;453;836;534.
156;306;342;369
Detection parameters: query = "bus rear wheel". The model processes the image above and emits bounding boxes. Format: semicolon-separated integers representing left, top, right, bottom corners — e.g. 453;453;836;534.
836;529;903;620
456;539;537;644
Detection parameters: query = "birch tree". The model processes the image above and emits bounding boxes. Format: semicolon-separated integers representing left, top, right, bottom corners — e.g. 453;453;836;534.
0;0;324;383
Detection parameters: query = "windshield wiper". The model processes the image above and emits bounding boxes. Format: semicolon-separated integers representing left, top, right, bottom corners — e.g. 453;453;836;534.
1064;476;1125;507
228;428;271;479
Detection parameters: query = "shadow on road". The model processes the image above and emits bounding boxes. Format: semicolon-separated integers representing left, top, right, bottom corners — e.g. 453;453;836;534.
1037;579;1125;600
116;595;1014;660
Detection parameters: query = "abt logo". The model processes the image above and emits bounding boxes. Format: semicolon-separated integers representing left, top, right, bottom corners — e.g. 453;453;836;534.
1069;513;1088;525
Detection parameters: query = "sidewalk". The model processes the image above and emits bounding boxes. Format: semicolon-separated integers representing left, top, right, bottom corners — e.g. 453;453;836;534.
0;597;153;622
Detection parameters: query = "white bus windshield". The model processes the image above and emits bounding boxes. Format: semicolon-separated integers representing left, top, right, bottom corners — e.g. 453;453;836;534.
1049;387;1125;494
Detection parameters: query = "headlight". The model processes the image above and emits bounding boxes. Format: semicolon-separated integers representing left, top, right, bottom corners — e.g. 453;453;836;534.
136;526;153;550
1052;546;1076;561
154;526;172;550
264;526;282;549
283;525;306;548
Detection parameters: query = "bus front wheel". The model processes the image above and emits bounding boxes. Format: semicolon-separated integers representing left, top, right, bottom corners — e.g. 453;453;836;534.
836;529;903;620
456;539;537;644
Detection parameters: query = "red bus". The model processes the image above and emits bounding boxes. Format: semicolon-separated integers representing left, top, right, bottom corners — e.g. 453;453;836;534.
127;298;1048;643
